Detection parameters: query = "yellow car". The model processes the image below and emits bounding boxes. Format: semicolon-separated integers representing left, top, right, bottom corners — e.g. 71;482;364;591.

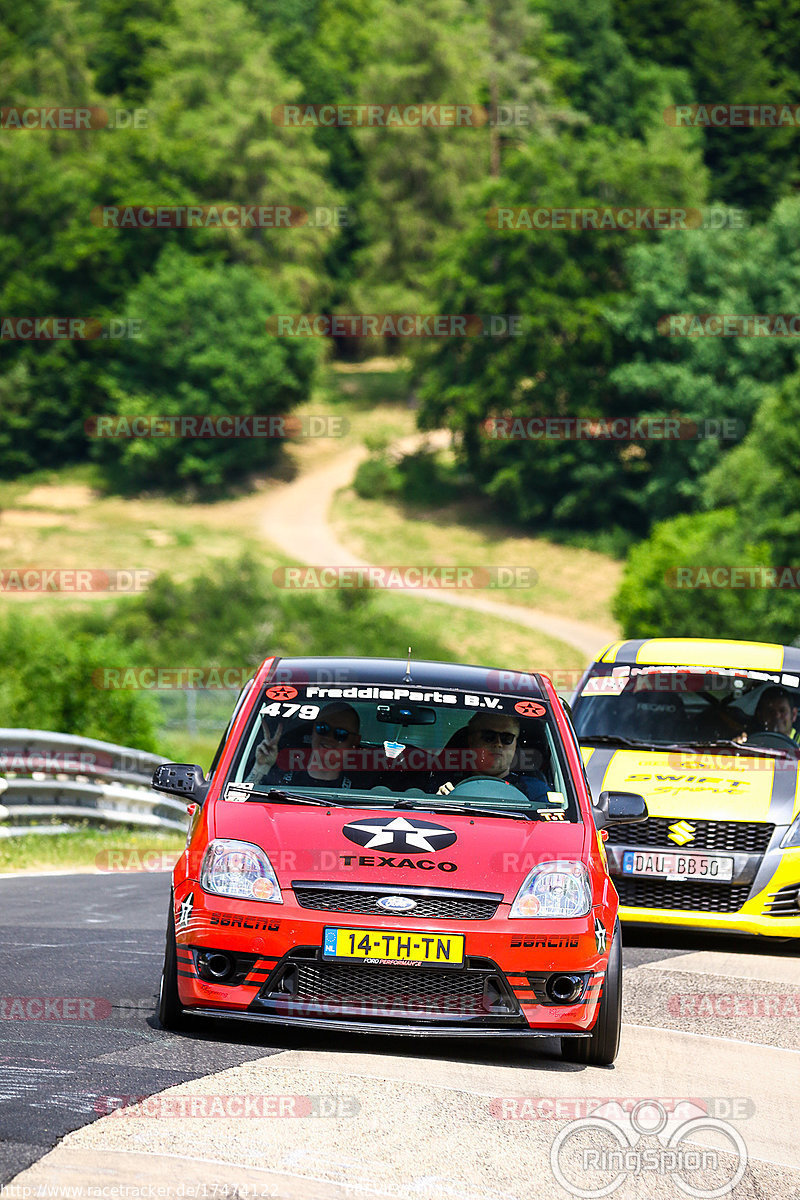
571;638;800;939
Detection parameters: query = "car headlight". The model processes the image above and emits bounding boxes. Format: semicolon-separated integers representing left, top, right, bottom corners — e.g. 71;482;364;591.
200;839;282;903
509;860;592;919
780;816;800;849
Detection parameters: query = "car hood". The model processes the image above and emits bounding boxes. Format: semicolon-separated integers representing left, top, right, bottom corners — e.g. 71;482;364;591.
210;799;587;899
582;746;799;825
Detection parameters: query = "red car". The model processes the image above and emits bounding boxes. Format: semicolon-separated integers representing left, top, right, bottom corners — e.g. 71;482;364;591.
154;656;646;1064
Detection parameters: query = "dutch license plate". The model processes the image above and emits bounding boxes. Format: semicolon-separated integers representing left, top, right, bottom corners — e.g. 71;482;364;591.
322;927;465;967
621;850;734;882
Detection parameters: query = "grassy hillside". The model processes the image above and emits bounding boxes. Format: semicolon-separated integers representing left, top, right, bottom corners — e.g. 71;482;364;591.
0;364;616;768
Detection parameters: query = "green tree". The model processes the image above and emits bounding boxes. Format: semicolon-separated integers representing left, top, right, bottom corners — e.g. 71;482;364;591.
612;509;781;640
91;247;319;493
613;0;800;215
0;612;159;749
413;121;707;536
704;369;800;567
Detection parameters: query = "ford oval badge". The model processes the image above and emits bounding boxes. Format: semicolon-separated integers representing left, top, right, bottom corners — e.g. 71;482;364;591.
376;895;417;913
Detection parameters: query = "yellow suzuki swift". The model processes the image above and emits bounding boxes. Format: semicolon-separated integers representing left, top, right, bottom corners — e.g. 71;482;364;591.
571;638;800;939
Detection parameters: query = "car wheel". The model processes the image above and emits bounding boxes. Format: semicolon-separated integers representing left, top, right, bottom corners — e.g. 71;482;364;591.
561;918;622;1066
157;891;188;1031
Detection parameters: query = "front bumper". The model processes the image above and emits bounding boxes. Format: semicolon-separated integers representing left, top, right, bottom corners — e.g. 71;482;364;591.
172;884;610;1034
608;843;800;938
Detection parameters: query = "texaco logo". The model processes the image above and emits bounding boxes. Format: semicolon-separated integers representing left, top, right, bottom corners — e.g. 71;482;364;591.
342;816;457;855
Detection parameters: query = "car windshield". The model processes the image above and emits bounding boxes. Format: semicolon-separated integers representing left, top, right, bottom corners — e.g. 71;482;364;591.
572;664;800;751
226;682;580;822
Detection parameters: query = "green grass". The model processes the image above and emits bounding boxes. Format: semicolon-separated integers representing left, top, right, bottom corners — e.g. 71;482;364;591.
0;824;187;874
331;482;621;630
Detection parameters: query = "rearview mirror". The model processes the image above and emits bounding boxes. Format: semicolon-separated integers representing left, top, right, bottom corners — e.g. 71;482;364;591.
592;789;648;830
376;703;437;725
152;762;206;799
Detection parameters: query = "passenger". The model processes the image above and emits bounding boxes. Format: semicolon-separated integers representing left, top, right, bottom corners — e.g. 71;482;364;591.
247;702;361;789
436;712;549;803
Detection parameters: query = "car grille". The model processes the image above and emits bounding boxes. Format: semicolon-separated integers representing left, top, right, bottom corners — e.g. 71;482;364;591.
763;883;800;916
258;954;520;1021
615;878;752;913
607;819;773;853
292;885;501;920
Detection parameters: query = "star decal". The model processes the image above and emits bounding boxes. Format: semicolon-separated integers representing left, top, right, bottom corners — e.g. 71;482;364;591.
177;891;194;929
342;815;457;855
265;685;297;700
594;916;607;953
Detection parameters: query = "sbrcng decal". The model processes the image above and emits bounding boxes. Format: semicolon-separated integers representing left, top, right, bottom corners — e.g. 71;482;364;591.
177;892;194;929
594;917;608;953
342;815;457;854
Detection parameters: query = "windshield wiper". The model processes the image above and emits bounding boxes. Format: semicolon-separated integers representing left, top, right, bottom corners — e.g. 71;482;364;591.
247;787;349;807
390;798;535;821
578;734;652;748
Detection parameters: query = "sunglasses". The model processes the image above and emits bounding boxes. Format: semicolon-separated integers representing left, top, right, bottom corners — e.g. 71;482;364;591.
314;722;355;742
478;729;517;746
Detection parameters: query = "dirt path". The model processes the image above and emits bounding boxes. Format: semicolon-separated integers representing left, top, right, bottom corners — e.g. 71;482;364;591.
260;434;617;662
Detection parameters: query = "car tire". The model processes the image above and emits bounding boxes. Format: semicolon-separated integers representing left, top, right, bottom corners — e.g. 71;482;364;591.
157;891;189;1031
561;918;622;1066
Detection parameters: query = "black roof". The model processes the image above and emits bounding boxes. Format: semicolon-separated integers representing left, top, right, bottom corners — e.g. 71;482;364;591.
264;655;547;699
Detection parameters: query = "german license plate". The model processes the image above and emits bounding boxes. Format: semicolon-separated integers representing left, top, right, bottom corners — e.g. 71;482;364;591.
322;927;465;967
621;850;734;882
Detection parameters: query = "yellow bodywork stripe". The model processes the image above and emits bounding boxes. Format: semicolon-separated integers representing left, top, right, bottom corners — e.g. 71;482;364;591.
633;639;784;670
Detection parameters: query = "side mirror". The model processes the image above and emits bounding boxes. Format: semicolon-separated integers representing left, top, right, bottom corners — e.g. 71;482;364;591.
592;789;648;830
152;763;206;799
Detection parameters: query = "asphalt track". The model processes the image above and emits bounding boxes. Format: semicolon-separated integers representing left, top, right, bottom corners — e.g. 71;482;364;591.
1;871;799;1199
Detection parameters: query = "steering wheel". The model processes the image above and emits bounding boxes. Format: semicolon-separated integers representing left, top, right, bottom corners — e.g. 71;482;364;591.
744;731;800;752
445;776;529;802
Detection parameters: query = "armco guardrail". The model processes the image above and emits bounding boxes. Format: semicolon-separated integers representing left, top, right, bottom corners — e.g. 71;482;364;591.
0;729;186;836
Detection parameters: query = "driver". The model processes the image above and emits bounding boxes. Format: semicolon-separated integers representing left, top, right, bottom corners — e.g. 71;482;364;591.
753;686;798;739
436;712;550;802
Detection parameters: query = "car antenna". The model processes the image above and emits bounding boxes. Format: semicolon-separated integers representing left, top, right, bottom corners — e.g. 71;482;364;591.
403;646;413;683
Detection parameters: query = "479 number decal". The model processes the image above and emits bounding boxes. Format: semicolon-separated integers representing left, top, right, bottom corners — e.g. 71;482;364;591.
260;701;320;720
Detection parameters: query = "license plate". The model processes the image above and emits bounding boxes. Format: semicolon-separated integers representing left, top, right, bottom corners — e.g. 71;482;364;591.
322;927;465;967
621;850;734;882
